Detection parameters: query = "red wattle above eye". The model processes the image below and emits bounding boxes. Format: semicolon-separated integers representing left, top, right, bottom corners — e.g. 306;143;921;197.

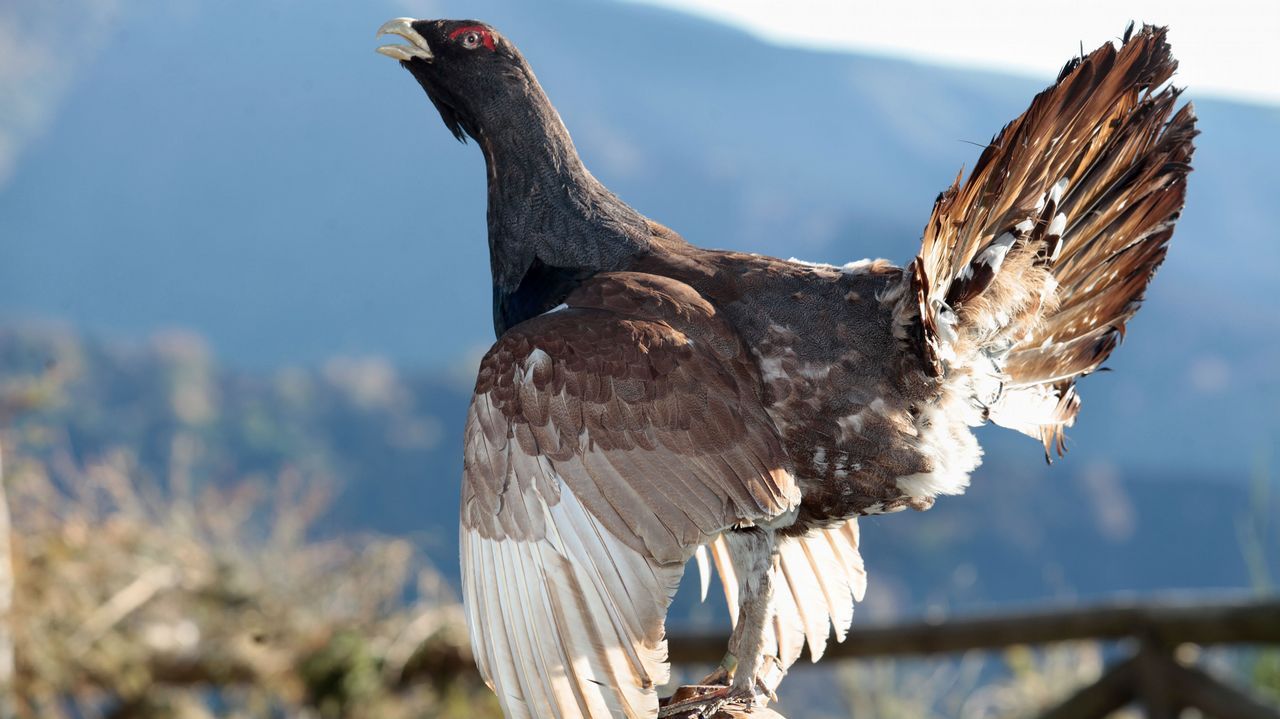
449;25;495;51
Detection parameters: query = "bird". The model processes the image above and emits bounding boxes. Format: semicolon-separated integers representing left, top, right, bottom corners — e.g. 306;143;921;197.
375;17;1196;719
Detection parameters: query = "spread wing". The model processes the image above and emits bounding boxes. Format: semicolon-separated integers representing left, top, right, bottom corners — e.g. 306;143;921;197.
461;272;800;719
701;520;866;671
903;24;1196;456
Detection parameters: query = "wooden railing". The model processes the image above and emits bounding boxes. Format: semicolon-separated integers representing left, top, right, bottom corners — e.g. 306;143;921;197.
663;595;1280;719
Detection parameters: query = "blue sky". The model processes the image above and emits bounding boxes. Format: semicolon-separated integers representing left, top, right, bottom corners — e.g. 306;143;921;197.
630;0;1280;106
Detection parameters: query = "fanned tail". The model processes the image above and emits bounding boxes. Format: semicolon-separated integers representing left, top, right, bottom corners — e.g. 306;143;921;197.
902;23;1197;458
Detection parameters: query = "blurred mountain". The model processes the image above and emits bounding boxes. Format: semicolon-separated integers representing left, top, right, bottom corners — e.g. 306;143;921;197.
1;0;1277;479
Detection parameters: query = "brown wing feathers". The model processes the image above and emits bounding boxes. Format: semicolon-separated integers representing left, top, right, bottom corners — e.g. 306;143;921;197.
461;272;800;718
909;24;1196;455
465;298;796;555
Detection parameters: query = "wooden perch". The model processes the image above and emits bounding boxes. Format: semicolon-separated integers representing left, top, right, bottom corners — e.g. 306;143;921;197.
659;685;786;719
1160;650;1279;719
1035;656;1136;719
665;595;1280;719
1035;643;1280;719
62;593;1279;719
667;595;1280;663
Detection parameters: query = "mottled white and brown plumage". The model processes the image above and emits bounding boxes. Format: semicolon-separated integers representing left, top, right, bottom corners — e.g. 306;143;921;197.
377;18;1195;719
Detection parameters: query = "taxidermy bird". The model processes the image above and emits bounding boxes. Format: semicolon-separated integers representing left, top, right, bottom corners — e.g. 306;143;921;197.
376;17;1195;719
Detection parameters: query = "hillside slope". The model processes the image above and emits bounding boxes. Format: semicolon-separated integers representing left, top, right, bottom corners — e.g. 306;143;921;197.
1;0;1276;476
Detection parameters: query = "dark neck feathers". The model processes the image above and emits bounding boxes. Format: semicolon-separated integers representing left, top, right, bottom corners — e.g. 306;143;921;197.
473;69;651;334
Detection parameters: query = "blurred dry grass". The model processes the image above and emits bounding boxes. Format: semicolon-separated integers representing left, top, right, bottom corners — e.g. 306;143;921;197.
0;328;1274;718
4;443;1176;719
4;447;498;719
831;643;1140;719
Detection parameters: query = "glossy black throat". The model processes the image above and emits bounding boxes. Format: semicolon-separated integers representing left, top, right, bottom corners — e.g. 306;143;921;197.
493;259;598;336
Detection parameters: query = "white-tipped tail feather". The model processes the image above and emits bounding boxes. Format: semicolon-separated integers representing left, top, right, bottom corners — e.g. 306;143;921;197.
904;24;1195;459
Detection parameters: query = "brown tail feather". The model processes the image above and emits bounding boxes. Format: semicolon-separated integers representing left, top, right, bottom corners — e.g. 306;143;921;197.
904;24;1197;458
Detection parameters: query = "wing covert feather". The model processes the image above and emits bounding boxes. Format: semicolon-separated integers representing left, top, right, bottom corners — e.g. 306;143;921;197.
461;272;799;719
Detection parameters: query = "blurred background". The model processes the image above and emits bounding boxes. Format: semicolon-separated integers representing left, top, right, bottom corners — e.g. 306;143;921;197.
1;0;1277;716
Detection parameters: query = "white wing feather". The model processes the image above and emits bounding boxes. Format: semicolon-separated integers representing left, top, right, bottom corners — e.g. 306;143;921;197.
463;470;682;719
701;520;866;670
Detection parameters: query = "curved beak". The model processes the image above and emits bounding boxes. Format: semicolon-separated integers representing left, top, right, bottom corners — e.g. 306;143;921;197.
376;18;433;62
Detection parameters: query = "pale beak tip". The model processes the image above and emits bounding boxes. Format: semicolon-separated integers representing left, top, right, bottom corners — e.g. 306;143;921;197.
375;45;407;61
375;17;434;62
376;17;416;38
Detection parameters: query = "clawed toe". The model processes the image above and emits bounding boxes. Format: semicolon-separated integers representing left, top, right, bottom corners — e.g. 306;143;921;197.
659;676;776;718
658;685;731;718
667;653;779;716
728;683;772;709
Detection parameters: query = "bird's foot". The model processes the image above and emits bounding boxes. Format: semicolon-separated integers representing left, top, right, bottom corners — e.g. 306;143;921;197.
681;653;781;711
658;685;732;718
658;679;779;719
731;654;784;706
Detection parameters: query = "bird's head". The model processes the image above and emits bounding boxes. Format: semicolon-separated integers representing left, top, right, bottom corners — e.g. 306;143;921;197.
376;18;531;143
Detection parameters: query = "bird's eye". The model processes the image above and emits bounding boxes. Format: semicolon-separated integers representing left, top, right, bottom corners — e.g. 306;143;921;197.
448;25;494;51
